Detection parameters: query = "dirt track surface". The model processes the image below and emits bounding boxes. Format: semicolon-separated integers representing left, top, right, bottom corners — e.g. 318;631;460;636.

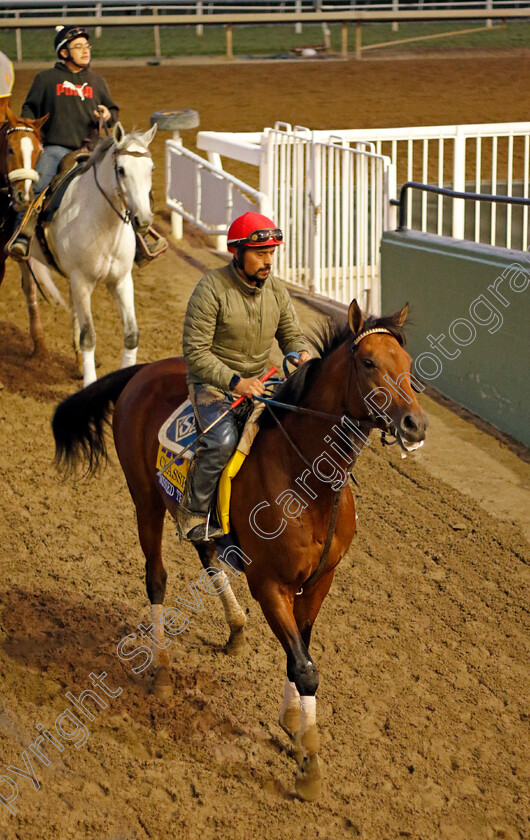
0;55;529;840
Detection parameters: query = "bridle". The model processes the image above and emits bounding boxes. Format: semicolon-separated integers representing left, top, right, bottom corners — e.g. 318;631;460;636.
348;326;398;437
92;143;152;225
262;325;400;456
6;125;41;186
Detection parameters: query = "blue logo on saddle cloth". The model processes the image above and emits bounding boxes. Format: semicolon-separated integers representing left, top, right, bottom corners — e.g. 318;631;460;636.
156;400;197;505
161;400;197;454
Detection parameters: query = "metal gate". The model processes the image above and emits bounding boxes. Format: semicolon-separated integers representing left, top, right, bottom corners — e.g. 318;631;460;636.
259;126;392;314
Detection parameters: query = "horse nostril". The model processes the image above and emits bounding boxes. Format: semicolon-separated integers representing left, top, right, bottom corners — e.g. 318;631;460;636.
403;414;419;432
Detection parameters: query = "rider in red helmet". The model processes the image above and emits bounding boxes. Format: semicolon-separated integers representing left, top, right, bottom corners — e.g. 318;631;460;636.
178;211;313;542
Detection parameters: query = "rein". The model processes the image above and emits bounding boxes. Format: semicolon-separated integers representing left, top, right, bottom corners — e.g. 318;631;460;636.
92;144;152;225
263;325;397;593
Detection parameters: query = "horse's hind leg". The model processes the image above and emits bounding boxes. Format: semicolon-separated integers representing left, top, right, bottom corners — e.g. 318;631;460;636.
20;263;46;357
135;494;173;702
70;274;97;386
195;542;248;656
107;272;139;370
69;295;83;378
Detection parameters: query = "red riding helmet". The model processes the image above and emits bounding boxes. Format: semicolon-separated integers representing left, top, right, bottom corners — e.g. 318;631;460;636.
227;212;283;254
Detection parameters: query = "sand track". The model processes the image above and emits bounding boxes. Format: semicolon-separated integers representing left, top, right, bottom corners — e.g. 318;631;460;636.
0;55;528;840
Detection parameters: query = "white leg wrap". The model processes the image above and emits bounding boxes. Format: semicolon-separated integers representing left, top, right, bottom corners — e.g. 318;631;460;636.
217;573;246;628
150;603;170;667
280;678;300;717
121;347;137;368
82;350;97;387
300;695;317;731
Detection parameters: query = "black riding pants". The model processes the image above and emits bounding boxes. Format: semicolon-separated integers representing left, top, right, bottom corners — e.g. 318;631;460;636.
183;384;251;516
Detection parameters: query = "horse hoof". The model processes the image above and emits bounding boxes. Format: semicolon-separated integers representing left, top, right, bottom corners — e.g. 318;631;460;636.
224;626;249;657
295;754;322;802
152;666;172;702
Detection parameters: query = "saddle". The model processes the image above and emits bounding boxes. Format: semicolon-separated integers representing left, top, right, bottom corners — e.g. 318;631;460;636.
156;398;265;536
31;150;89;274
40;149;90;225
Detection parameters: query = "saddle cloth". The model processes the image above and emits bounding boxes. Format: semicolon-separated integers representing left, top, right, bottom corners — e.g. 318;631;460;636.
40;151;89;225
156;398;264;535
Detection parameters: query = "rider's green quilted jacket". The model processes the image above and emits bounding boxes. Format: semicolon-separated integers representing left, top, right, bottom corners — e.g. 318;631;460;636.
183;261;312;392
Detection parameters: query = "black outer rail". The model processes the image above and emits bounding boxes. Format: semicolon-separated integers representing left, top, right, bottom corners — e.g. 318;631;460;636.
391;181;530;232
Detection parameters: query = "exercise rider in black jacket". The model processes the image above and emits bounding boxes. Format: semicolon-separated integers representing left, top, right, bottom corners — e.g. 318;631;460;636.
7;25;166;264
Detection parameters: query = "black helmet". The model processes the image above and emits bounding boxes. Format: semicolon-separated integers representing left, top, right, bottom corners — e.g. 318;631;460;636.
54;25;89;56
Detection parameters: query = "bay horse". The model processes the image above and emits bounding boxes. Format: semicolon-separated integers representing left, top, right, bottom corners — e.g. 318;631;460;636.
51;300;427;801
1;106;48;353
27;122;156;385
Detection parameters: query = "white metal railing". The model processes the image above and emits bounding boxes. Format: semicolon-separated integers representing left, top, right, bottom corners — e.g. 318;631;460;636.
327;122;530;250
165;139;270;249
198;121;530;251
167;120;530;311
258;126;390;312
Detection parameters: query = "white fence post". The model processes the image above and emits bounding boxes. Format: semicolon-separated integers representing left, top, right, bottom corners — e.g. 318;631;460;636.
295;0;302;35
452;126;466;239
309;142;322;296
170;131;183;240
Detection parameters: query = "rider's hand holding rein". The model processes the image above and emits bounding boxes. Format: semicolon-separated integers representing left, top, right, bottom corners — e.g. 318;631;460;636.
292;350;312;366
234;350;312;398
233;377;266;399
94;104;111;122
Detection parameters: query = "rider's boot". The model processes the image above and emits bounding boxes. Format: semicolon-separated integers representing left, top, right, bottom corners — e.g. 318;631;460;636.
177;458;225;542
6;190;48;262
134;226;168;268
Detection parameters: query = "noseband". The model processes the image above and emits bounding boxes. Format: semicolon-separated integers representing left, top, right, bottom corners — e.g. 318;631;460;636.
349;326;410;445
6;125;41;185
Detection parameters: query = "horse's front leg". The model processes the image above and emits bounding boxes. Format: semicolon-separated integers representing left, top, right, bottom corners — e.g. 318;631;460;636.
70;273;97;387
20;262;46;357
107;271;139;371
256;581;322;801
135;492;173;702
195;542;248;656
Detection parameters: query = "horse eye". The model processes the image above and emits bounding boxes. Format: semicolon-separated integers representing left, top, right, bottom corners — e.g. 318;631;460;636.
362;358;375;369
117;166;125;177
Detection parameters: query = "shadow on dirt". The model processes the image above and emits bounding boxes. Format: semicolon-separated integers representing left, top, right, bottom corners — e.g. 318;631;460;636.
0;320;79;401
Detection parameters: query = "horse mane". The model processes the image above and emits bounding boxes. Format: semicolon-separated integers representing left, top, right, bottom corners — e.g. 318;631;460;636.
80;136;115;172
258;312;408;429
81;130;151;173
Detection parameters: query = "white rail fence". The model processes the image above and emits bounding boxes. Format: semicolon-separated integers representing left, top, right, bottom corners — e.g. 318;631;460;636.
261;126;391;313
325;122;530;250
166;120;530;311
165;140;270;242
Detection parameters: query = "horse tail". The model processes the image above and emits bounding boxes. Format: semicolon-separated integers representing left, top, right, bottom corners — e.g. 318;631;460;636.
52;364;146;476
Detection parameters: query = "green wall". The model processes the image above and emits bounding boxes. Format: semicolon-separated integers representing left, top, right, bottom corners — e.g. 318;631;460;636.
381;231;530;447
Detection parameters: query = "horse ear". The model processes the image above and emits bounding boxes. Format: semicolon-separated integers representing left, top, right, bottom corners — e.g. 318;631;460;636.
394;302;409;327
34;113;49;131
142;124;157;146
6;105;17;127
348;299;363;335
112;121;126;145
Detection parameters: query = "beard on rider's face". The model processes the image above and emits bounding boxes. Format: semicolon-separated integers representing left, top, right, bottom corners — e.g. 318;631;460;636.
244;265;271;285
